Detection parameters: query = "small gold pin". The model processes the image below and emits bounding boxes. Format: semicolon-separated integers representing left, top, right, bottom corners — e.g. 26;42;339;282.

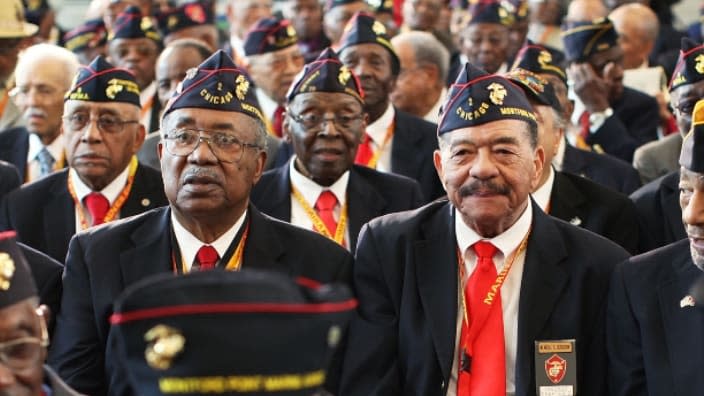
0;252;15;291
680;295;696;308
569;217;582;226
144;324;185;370
141;198;150;207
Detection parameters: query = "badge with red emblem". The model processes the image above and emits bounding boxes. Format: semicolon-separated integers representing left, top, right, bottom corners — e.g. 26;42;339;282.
535;340;576;396
545;354;567;384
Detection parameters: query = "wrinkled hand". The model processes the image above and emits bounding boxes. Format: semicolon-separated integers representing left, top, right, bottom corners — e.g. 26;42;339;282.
568;63;610;113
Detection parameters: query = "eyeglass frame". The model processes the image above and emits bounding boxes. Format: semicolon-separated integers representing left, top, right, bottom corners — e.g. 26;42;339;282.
0;307;49;371
161;128;263;164
62;114;141;135
286;110;365;134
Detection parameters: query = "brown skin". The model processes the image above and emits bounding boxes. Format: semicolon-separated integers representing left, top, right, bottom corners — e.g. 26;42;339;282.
227;0;273;39
459;23;510;74
75;45;108;66
158;108;266;243
541;74;573;122
285;92;367;186
402;0;442;32
390;40;442;118
107;38;160;90
104;0;153;31
0;39;30;84
287;0;324;41
669;80;704;137
0;299;48;396
245;46;305;105
532;103;562;188
680;167;704;270
434;119;544;237
155;46;209;109
568;45;624;113
163;26;218;52
63;101;145;191
508;18;530;62
339;43;396;124
323;2;369;47
530;0;561;25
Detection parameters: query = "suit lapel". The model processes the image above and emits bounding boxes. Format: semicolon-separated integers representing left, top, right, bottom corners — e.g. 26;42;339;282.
256;163;292;222
514;203;569;396
390;110;423;177
121;164;165;216
548;171;587;227
241;205;287;274
658;247;704;394
660;171;685;241
43;171;75;261
120;208;172;285
414;203;458;384
561;144;587;178
346;167;386;250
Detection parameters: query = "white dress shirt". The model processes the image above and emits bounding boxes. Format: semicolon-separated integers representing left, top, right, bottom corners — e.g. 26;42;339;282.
69;164;130;232
365;103;395;172
289;156;350;249
446;203;532;396
531;167;555;213
26;132;64;182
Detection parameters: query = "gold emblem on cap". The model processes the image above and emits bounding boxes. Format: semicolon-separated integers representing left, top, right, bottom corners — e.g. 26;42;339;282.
235;75;250;101
167;15;178;29
0;253;15;291
487;83;507;105
144;324;185;370
141;17;154;32
538;50;552;68
696;54;704;74
287;25;296;37
339;65;351;86
184;68;198;81
372;21;387;36
328;325;342;347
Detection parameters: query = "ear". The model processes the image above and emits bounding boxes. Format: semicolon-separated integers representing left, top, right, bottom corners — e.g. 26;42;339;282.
133;124;146;153
251;149;267;186
530;145;546;191
433;149;445;187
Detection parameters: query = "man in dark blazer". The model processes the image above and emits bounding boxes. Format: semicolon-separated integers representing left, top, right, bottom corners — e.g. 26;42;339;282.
340;63;630;396
0;160;21;199
606;98;704;395
251;48;424;251
505;68;640;254
0;56;168;263
562;143;641;194
48;50;352;396
337;11;445;202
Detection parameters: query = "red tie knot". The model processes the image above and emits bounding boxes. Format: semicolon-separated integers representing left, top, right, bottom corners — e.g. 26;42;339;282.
315;190;337;212
83;192;110;226
196;245;219;270
472;241;497;261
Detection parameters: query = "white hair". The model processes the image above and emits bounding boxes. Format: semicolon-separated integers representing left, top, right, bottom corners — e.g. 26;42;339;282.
15;43;80;89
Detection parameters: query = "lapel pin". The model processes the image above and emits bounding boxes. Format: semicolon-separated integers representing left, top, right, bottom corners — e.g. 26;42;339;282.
569;217;582;226
141;198;151;207
680;295;696;308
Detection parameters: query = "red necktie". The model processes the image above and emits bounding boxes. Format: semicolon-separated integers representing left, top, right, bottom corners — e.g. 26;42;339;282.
314;190;338;235
457;241;506;395
83;192;109;226
354;133;374;167
196;245;219;271
579;111;590;139
272;105;285;138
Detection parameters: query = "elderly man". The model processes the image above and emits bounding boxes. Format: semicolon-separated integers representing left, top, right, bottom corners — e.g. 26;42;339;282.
62;18;108;65
0;44;78;183
0;0;37;132
225;0;272;64
323;0;369;50
512;40;642;195
242;17;304;138
48;50;352;396
251;48;424;252
506;68;639;253
609;3;659;70
103;0;153;31
155;0;218;50
562;17;659;163
107;5;162;133
339;63;630;395
390;30;448;124
0;56;167;263
0;232;79;395
630;38;704;252
458;0;513;74
607;99;704;395
338;11;444;202
284;0;331;63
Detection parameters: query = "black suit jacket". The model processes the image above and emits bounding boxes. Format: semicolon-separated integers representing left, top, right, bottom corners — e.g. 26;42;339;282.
0;160;20;200
586;87;659;163
607;239;704;396
549;171;640;254
250;163;425;251
0;164;168;263
629;170;684;253
562;143;641;195
340;200;630;395
0;126;30;178
48;205;353;396
19;242;62;334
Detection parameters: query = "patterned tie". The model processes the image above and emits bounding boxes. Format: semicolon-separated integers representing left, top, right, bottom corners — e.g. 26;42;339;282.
354;133;374;167
196;245;219;271
314;190;338;236
36;147;55;177
272;105;285;138
457;241;506;395
83;192;110;226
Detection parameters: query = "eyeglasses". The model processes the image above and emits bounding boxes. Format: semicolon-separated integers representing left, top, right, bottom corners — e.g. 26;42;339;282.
0;308;49;371
63;114;140;134
162;128;261;163
675;100;697;116
288;111;364;133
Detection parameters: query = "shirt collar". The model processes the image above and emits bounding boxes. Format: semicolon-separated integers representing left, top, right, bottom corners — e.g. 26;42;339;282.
455;199;533;264
424;87;446;124
170;208;248;271
531;166;555;212
366;103;395;145
256;87;279;121
289;156;349;207
28;132;63;163
69;162;131;204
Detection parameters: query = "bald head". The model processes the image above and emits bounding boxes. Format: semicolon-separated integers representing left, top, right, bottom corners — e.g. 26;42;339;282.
565;0;608;22
609;3;658;69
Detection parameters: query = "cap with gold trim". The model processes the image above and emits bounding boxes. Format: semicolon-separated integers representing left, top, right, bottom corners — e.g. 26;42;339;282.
243;17;298;57
65;56;141;107
680;99;704;172
0;231;37;309
669;37;704;92
561;17;618;63
367;0;394;13
110;269;357;396
63;18;108;54
109;5;161;43
511;39;567;83
438;62;537;135
287;47;364;103
504;67;563;113
338;11;400;75
467;0;514;26
156;1;214;39
161;50;265;124
504;0;529;22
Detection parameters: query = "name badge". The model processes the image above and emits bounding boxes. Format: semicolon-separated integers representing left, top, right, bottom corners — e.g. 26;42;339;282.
534;339;576;396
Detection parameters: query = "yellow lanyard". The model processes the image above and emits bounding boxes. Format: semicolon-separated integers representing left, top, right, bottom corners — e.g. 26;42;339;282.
67;155;139;231
173;220;250;274
291;185;348;246
365;119;395;169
